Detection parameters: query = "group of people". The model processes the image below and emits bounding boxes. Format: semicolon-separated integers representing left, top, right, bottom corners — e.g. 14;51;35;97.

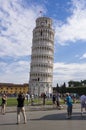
1;92;86;123
52;92;73;118
0;92;27;124
52;92;86;119
64;93;86;119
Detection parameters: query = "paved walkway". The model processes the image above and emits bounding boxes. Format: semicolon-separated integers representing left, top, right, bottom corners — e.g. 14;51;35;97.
0;104;86;130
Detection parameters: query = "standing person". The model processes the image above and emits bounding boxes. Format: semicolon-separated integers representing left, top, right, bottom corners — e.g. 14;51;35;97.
43;93;46;105
1;94;7;115
66;93;73;119
56;93;60;109
52;93;56;107
26;92;30;105
31;94;34;105
17;93;27;124
80;94;86;116
41;93;46;105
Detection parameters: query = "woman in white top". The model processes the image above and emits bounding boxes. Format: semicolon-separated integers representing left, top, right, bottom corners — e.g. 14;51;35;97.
80;94;86;115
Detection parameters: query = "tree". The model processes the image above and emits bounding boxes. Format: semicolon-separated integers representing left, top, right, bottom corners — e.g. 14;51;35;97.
81;80;86;86
60;82;66;93
68;80;81;87
56;83;60;93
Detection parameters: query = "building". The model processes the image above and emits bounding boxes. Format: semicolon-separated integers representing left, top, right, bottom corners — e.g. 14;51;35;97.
29;16;54;97
0;83;29;96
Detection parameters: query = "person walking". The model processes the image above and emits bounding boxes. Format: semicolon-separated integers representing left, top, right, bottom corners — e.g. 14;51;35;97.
41;93;46;105
17;93;27;124
52;93;56;108
65;93;73;119
1;94;7;115
56;93;60;109
80;94;86;116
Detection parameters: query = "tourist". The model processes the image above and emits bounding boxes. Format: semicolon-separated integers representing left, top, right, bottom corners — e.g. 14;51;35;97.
52;93;56;107
56;93;60;109
26;92;30;105
65;93;73;119
1;94;7;114
17;93;27;124
80;94;86;116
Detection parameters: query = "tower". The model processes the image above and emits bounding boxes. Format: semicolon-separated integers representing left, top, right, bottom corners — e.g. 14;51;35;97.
29;16;54;97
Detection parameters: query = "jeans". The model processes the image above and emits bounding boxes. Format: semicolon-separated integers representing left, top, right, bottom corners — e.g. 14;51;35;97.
67;105;72;116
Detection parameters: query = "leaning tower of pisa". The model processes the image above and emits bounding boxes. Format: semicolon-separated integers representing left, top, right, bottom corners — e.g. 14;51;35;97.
29;16;54;97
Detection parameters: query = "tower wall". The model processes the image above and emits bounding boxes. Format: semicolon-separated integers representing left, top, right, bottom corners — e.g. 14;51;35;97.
29;17;54;96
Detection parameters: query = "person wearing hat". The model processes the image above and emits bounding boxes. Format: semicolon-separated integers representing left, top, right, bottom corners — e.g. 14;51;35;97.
65;93;73;119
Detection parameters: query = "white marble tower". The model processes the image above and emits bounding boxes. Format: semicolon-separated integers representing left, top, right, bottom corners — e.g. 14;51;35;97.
29;16;54;96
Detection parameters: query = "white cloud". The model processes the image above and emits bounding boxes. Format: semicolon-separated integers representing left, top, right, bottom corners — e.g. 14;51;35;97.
1;61;86;85
54;0;86;45
53;62;86;86
0;0;45;57
0;0;46;84
0;60;30;84
0;0;86;86
80;53;86;59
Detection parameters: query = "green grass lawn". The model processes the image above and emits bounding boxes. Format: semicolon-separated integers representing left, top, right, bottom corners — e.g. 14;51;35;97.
0;97;53;106
0;97;79;106
0;97;17;106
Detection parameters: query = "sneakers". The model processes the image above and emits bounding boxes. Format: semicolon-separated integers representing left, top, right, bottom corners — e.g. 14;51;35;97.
81;112;83;116
66;115;71;119
24;122;27;124
16;122;27;124
16;122;20;125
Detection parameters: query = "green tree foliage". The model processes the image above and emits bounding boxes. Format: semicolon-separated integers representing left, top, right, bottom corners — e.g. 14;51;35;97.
81;80;86;85
56;83;60;92
53;80;86;95
60;82;66;94
66;86;86;96
68;80;82;87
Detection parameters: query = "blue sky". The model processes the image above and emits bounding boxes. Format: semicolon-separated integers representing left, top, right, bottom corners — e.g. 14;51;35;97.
0;0;86;87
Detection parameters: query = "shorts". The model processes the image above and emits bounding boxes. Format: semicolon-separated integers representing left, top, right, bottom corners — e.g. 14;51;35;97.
81;102;86;108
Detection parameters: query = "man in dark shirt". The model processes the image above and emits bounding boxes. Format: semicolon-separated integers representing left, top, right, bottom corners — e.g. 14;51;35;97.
17;93;27;124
